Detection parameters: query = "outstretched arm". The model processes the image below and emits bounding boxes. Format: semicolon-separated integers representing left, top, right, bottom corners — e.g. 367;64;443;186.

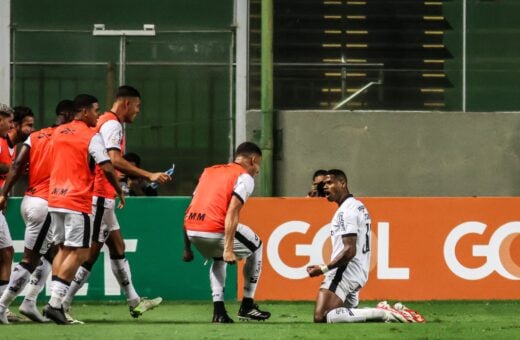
108;150;171;184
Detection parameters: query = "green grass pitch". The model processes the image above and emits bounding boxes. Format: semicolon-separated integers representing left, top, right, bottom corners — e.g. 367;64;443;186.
1;300;519;339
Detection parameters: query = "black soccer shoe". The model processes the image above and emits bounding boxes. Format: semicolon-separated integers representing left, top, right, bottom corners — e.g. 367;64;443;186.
237;304;271;321
42;304;68;325
212;312;234;323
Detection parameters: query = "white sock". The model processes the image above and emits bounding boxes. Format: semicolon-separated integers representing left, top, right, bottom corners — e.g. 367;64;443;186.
0;264;31;312
62;265;91;311
242;245;263;299
49;279;70;309
326;307;388;323
0;284;7;299
23;258;51;303
110;258;139;306
210;260;226;302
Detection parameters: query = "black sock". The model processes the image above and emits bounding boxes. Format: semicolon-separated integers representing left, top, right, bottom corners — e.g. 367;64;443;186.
214;301;226;315
241;297;254;310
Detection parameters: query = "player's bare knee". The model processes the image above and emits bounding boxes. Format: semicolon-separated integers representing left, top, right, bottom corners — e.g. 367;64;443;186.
313;311;327;323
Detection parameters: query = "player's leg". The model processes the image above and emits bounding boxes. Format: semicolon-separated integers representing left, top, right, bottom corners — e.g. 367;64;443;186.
233;224;270;321
62;197;108;313
325;290;392;323
0;198;52;322
105;230;135;301
0;213;14;324
19;250;55;322
0;212;14;298
187;235;232;322
62;240;103;313
44;212;91;324
210;258;233;323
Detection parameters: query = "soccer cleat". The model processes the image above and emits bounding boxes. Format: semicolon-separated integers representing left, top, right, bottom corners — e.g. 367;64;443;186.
0;310;8;324
212;312;234;323
6;309;29;323
376;301;411;323
42;304;68;325
64;311;85;325
237;304;271;321
393;302;426;323
129;297;163;318
19;300;50;323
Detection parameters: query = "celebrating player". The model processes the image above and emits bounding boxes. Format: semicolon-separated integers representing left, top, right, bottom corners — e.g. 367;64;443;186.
62;86;170;322
0;100;74;324
307;169;398;323
43;94;125;324
183;142;270;323
0;104;15;319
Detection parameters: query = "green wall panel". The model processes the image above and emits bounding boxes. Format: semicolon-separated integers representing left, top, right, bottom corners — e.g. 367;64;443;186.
6;197;236;301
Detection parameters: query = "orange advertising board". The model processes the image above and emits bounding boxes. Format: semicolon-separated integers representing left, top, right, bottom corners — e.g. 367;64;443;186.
238;197;520;301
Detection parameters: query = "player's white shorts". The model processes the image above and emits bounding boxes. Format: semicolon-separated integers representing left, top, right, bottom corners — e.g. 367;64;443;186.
50;211;93;248
320;265;365;308
0;212;12;249
187;224;262;260
92;196;120;244
21;196;53;254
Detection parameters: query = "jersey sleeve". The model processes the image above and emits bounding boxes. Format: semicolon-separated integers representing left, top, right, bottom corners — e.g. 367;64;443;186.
340;204;360;236
232;173;255;204
23;136;32;148
88;133;111;164
99;120;123;151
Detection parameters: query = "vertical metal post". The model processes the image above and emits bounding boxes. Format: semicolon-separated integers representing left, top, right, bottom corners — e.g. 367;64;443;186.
462;0;467;112
0;0;11;105
260;0;274;196
234;0;249;147
119;35;126;86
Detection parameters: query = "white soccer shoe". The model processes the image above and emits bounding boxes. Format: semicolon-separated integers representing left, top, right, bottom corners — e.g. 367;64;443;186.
64;310;85;325
376;301;411;323
19;300;50;323
129;297;163;318
0;310;8;324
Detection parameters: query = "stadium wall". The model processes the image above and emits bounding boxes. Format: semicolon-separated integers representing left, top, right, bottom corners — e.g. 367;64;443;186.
247;110;520;197
7;197;237;301
7;196;520;301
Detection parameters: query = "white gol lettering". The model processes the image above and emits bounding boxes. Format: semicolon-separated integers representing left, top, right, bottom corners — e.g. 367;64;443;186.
444;222;520;280
267;221;330;279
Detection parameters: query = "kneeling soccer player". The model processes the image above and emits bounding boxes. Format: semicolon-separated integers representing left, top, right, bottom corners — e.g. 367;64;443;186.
307;169;402;323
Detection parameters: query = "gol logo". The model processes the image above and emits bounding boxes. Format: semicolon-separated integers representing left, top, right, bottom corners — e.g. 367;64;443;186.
267;221;378;280
444;222;520;280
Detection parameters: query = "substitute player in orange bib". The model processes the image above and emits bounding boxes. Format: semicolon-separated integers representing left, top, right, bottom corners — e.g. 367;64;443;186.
0;104;14;318
307;169;425;323
0;100;75;324
61;86;170;322
43;94;125;324
183;142;271;323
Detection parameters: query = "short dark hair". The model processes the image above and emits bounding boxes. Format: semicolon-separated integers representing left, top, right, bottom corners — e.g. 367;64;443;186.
327;169;347;183
312;169;327;180
116;85;141;99
235;142;262;158
73;94;98;113
55;99;74;115
13;106;34;123
123;152;141;167
0;103;14;118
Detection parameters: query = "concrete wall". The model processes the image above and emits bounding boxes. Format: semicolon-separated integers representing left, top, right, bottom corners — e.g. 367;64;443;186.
247;110;520;197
